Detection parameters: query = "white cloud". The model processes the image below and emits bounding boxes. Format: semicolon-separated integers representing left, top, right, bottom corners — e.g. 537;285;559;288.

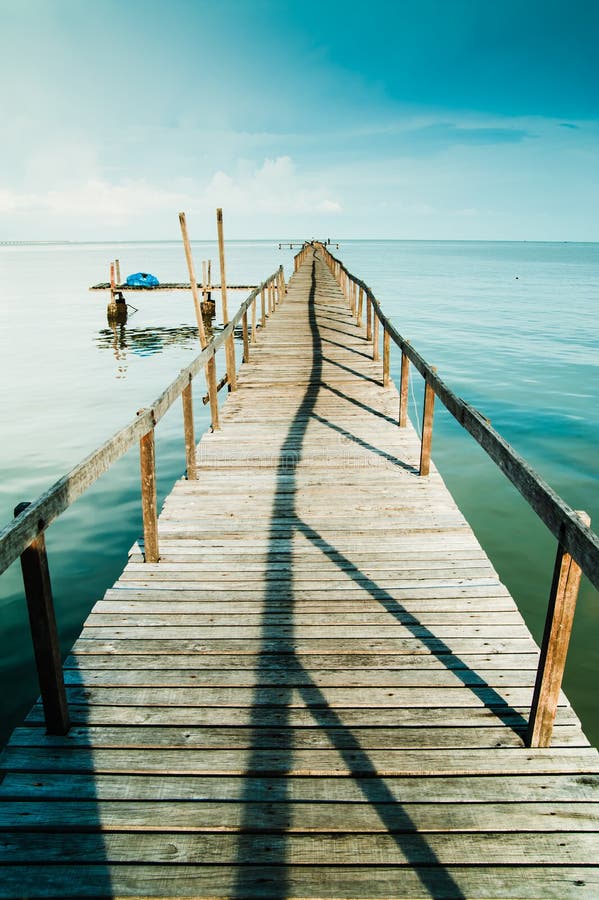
0;157;342;232
0;179;184;218
202;157;341;215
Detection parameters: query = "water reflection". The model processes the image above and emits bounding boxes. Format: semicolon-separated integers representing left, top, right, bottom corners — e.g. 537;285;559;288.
96;315;216;378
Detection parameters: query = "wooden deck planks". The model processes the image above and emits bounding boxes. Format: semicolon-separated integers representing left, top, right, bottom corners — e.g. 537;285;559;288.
1;250;598;898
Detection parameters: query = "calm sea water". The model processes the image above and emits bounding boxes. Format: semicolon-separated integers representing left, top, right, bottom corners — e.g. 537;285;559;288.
0;239;597;747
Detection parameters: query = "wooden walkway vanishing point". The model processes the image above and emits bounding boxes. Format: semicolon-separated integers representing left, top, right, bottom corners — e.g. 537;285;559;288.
1;246;599;898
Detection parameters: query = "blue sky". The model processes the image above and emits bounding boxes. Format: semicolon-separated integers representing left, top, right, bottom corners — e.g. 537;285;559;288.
1;0;598;239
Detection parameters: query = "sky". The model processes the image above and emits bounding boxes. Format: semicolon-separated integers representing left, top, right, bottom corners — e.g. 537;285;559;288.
1;0;598;240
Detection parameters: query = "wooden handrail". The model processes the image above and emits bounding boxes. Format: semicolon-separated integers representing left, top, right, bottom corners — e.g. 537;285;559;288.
0;266;283;578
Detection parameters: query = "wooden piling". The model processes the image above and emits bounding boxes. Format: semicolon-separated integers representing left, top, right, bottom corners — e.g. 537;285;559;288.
216;208;237;391
115;259;121;285
527;511;591;748
14;502;70;736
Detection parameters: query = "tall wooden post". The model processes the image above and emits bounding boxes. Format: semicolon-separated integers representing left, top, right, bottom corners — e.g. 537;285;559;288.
527;511;591;748
419;374;436;476
139;419;159;563
372;311;379;361
366;297;372;341
216;208;237;391
182;379;196;480
115;259;121;286
261;286;266;328
109;262;116;303
178;212;219;430
399;351;410;427
14;502;70;735
383;328;390;386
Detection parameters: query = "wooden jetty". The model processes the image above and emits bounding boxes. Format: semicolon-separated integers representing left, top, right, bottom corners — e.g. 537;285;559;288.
1;243;598;898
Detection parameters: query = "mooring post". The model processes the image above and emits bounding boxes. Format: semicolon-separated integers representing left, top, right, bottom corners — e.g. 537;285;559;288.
109;262;115;303
527;510;591;748
139;413;159;562
216;208;237;391
14;502;70;736
419;371;436;476
399;350;410;426
383;327;391;386
178;211;220;430
182;378;197;480
115;258;121;286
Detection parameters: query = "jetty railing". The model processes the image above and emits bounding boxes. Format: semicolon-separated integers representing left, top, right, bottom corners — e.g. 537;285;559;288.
312;241;599;750
0;264;285;735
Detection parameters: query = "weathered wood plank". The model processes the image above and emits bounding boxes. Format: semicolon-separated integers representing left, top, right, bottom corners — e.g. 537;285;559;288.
2;746;597;775
0;865;598;900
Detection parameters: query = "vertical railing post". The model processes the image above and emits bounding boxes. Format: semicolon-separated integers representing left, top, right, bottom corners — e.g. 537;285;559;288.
251;296;257;343
216;208;237;391
372;310;379;361
261;286;266;328
366;296;372;342
419;372;436;476
14;502;70;735
527;511;591;748
242;308;250;363
383;327;390;386
139;413;159;562
357;286;364;327
399;350;410;427
182;377;196;480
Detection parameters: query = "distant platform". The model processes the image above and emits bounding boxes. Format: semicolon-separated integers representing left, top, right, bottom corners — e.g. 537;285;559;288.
90;282;258;292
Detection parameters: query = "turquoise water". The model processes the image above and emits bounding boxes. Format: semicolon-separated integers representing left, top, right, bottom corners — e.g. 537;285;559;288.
0;240;597;746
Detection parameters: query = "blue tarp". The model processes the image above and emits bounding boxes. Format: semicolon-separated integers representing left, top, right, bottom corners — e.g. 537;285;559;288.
126;272;160;287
